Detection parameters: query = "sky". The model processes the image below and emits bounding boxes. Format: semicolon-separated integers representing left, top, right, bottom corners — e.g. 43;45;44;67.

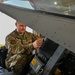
0;0;33;44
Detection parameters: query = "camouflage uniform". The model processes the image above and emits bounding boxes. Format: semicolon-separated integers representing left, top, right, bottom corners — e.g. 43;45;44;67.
5;29;39;75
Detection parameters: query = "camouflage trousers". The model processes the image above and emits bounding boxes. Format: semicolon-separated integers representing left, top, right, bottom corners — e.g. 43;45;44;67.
14;57;28;75
6;54;28;75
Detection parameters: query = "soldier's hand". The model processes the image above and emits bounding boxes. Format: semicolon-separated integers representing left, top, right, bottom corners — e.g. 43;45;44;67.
33;39;43;49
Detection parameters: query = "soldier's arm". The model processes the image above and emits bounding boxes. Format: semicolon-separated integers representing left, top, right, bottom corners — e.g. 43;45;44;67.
22;34;36;55
22;34;43;55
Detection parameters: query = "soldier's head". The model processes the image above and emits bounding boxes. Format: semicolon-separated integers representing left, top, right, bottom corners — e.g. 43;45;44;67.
15;21;26;34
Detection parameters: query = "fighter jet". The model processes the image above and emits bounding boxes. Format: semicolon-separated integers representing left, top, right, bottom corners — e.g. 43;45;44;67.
0;0;75;75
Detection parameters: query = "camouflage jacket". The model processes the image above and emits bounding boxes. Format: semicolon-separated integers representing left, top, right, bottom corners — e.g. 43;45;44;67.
5;29;39;68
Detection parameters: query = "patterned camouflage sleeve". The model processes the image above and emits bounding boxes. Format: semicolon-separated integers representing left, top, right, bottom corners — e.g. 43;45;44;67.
22;33;42;55
22;34;36;55
22;43;34;55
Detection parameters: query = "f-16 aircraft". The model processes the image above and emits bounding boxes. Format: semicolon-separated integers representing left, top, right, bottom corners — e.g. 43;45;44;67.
0;0;75;75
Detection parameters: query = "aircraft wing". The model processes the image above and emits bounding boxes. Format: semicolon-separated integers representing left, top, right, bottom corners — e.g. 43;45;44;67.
0;3;75;53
